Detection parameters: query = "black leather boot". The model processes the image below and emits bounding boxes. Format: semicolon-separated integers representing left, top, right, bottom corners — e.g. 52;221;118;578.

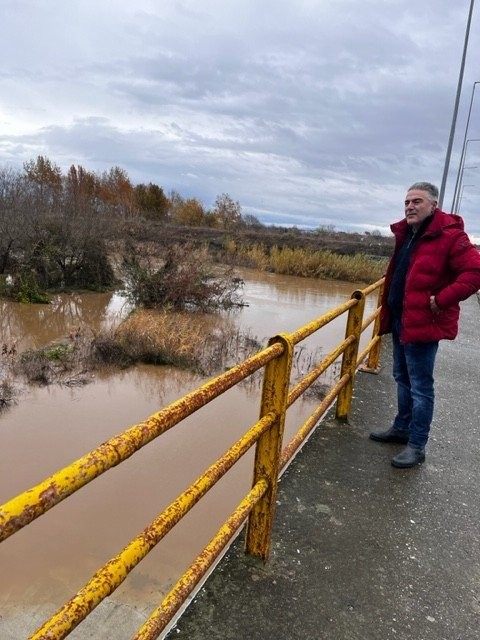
369;427;409;444
391;446;425;468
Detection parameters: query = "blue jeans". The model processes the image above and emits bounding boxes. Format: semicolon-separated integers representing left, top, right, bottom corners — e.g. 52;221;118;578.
391;319;439;450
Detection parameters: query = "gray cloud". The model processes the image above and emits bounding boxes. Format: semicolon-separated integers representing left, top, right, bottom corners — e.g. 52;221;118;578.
1;0;479;238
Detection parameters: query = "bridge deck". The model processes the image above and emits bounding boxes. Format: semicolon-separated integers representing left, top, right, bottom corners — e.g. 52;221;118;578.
165;295;480;640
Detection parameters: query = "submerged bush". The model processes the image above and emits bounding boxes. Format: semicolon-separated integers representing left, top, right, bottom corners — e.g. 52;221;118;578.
28;234;115;291
1;271;51;304
15;329;93;385
93;308;261;375
121;242;244;311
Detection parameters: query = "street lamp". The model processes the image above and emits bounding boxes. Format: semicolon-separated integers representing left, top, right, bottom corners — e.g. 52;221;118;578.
439;0;476;207
450;81;480;212
458;184;476;214
453;138;480;212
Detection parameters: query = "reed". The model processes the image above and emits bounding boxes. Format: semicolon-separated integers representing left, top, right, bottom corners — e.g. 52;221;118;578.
227;242;387;283
93;309;261;375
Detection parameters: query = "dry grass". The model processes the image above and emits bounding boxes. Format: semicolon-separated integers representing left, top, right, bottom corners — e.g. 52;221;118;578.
93;308;262;375
94;308;340;396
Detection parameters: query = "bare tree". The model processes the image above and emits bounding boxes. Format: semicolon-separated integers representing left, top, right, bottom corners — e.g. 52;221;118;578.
211;193;243;229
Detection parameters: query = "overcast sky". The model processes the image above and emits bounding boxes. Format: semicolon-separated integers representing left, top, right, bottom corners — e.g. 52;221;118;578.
1;0;479;238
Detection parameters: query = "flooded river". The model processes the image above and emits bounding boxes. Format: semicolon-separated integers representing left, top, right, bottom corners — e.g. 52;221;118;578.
0;269;376;636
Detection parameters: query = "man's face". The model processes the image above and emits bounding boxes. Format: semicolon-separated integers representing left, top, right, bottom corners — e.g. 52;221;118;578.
404;189;436;227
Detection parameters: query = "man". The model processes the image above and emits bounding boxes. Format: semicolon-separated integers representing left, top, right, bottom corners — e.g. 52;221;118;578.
370;182;480;468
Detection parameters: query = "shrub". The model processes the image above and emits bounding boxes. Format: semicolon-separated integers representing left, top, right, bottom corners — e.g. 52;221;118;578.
28;234;115;291
15;329;93;385
10;271;50;304
121;242;244;311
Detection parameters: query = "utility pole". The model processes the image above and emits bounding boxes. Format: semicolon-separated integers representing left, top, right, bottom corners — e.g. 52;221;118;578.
439;0;475;208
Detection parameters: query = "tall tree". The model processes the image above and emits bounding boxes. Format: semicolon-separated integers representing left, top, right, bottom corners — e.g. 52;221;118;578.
0;168;28;274
23;155;62;212
172;198;206;226
134;183;170;221
97;166;136;218
211;193;243;229
64;164;98;217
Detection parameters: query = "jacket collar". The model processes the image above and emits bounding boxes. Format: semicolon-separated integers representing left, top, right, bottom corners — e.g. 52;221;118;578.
390;208;464;240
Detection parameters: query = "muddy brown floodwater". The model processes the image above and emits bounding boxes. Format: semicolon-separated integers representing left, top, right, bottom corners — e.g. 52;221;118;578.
0;269;376;638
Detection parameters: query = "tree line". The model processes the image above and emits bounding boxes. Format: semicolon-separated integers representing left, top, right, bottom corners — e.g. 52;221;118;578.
0;155;261;300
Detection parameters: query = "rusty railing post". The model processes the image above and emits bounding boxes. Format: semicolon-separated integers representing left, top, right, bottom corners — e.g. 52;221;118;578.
245;333;293;561
365;281;384;371
336;290;365;420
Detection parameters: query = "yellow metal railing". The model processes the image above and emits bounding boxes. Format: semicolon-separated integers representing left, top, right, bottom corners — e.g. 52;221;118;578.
0;277;384;640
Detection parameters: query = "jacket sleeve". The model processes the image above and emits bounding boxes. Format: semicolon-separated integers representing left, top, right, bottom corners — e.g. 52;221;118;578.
435;232;480;308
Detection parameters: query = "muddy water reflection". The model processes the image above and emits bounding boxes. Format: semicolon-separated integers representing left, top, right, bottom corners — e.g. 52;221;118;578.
0;271;376;635
0;291;131;351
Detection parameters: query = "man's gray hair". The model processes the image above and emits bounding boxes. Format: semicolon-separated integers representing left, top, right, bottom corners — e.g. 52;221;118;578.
408;182;439;202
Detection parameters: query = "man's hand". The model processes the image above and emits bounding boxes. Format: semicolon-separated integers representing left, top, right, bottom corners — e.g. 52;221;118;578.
430;295;441;315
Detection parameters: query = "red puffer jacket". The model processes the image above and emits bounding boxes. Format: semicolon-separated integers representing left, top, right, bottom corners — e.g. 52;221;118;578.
379;209;480;343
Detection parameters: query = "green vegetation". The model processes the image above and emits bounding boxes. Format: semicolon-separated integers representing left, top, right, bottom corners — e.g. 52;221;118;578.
0;158;116;300
1;272;50;304
21;343;75;363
